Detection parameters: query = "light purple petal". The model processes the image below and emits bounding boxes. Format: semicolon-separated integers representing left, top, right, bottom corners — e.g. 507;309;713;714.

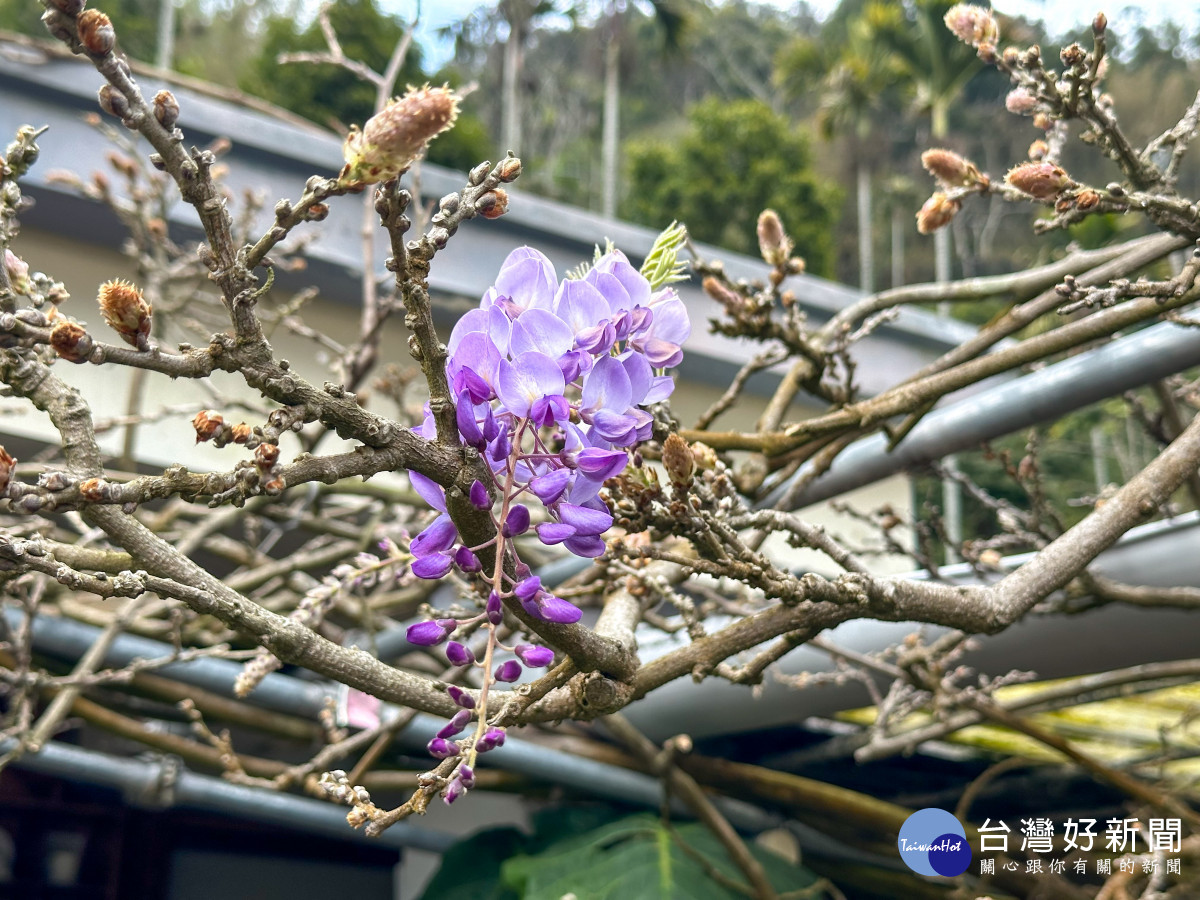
581;355;632;418
576;447;628;481
495;248;557;314
591;408;639;446
497;351;566;418
620;351;653;405
641;338;684;369
647;294;691;345
447;308;489;357
593;251;650;309
554;279;611;335
644;375;675;404
510;308;573;359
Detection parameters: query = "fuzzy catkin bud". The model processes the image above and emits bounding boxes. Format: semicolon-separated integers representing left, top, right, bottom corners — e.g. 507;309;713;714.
915;193;961;234
496;157;523;183
1027;139;1049;161
920;149;980;187
943;3;999;48
339;85;459;187
662;433;695;487
1005;88;1038;116
77;9;114;55
756;209;791;267
1093;12;1107;35
49;320;93;363
4;250;30;295
1005;161;1072;200
153;90;179;129
97;279;151;349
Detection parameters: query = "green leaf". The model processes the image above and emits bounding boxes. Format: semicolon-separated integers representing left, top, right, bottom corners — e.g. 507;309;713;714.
417;825;526;900
501;813;820;900
640;221;690;290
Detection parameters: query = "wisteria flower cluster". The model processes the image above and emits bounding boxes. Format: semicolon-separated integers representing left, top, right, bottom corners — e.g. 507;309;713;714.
403;232;689;803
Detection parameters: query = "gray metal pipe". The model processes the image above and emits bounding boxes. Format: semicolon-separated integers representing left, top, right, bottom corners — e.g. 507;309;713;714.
761;318;1200;509
2;738;455;853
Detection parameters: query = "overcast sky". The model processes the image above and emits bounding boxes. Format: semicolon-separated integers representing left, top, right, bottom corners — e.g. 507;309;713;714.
386;1;1200;70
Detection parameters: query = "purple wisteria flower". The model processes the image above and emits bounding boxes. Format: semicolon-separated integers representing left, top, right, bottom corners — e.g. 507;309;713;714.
403;239;688;781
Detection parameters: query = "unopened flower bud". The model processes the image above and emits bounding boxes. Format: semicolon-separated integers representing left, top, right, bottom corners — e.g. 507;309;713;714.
77;9;114;55
475;188;509;219
1075;189;1101;211
437;709;472;738
339;85;460;187
49;0;86;14
98;279;151;349
662;433;695;486
446;685;475;709
445;641;475;667
457;765;476;789
97;84;128;120
305;203;329;222
407;619;453;647
153;90;179;129
1060;42;1085;68
192;409;224;443
79;477;108;501
503;503;530;537
1093;12;1107;35
756;209;792;267
921;148;981;187
514;644;554;667
486;591;503;626
475;728;506;752
1027;139;1049;160
1006;161;1072;199
496;156;523;182
1033;112;1053;130
976;42;996;64
915;193;961;234
943;3;999;48
254;442;279;469
427;737;458;759
49;320;93;363
494;660;522;682
4;250;29;295
443;776;466;805
0;446;15;494
230;422;252;444
1002;46;1020;66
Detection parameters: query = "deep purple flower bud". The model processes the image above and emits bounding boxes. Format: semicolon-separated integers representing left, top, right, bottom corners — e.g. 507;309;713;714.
407;619;452;646
411;553;454;579
494;660;522;682
515;643;555;667
443;776;466;805
410;516;457;557
446;641;476;667
454;545;482;573
530;468;571;505
476;728;506;752
514;575;542;602
468;479;490;510
503;504;531;537
427;737;458;759
456;392;485;447
486;591;504;625
438;709;473;738
447;685;475;709
481;408;500;442
457;764;476;789
488;429;511;464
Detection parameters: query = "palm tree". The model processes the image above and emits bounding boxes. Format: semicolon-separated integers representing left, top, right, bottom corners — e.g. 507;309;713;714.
860;0;982;284
595;0;691;219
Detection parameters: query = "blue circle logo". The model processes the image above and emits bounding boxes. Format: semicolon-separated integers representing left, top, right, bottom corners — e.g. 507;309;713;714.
898;808;972;877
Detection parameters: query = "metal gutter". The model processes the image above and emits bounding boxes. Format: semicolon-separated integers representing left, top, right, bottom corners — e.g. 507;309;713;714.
761;318;1200;510
2;737;455;853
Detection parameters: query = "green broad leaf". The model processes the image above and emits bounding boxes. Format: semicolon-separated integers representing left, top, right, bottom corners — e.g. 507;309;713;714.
639;221;690;290
501;813;820;900
417;825;526;900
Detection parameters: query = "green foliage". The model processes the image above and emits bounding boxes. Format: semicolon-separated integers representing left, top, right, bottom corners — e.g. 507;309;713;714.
240;0;422;129
624;98;840;275
640;221;689;289
419;811;819;900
